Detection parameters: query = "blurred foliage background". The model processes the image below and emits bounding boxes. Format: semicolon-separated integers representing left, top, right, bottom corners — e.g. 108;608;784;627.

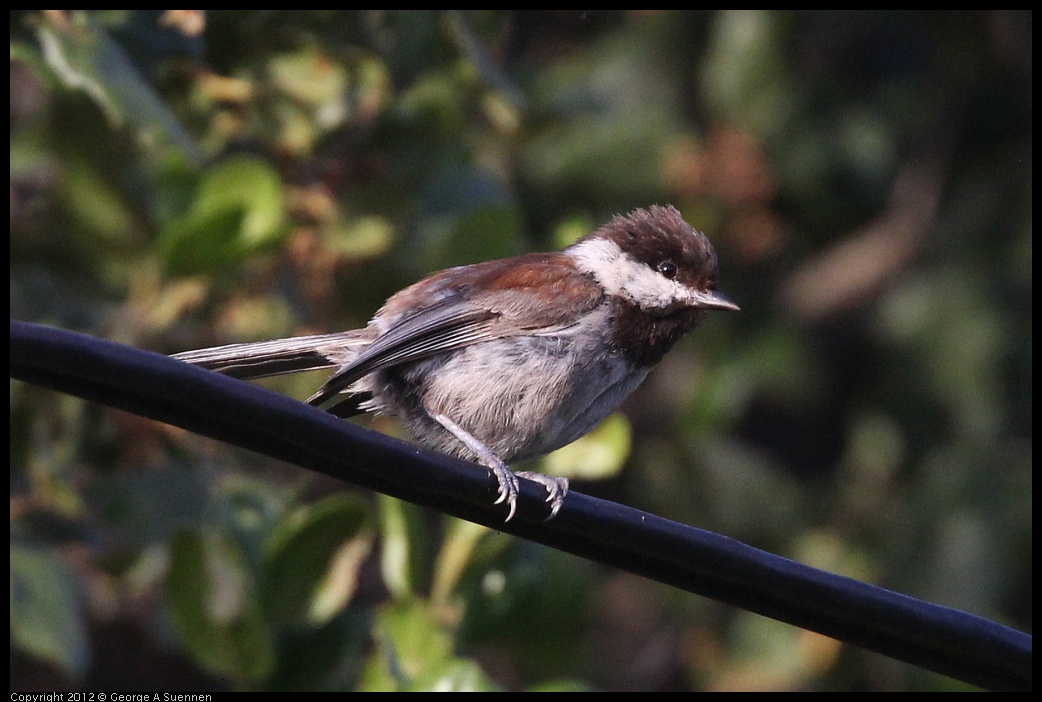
9;10;1031;691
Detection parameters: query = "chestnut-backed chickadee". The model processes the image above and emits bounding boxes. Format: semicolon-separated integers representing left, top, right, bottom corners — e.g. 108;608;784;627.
172;205;738;521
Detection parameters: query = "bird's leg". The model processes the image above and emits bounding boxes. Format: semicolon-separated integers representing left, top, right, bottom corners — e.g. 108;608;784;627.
430;413;569;520
430;413;520;521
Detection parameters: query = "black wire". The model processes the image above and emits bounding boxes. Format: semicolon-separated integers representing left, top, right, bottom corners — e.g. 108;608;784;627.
9;320;1032;691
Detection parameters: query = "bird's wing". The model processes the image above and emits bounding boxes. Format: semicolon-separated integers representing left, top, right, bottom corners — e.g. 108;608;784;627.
306;299;519;408
307;255;604;408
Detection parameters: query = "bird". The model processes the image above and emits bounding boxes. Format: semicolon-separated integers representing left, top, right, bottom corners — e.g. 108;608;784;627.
172;205;739;521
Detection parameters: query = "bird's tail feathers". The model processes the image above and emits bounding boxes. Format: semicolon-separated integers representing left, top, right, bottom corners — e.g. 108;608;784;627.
171;331;369;380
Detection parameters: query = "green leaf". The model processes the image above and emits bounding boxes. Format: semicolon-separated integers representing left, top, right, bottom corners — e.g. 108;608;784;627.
360;597;503;691
360;598;456;691
260;494;372;626
378;495;437;600
541;412;632;480
431;518;489;607
167;528;275;686
10;545;90;677
36;12;202;164
158;156;285;275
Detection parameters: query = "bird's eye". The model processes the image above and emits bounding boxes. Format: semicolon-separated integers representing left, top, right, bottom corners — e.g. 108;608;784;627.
657;261;678;279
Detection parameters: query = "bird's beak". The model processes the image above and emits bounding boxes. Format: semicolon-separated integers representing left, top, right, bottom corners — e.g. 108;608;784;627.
692;289;741;312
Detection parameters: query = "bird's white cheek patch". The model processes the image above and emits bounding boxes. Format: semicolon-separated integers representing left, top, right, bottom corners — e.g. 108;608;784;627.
569;238;625;291
569;237;691;310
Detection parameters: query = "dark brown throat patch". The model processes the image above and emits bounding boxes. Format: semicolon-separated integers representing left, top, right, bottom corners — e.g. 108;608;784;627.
609;300;707;368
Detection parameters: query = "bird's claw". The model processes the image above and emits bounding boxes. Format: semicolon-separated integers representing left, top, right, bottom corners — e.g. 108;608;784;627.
490;463;520;522
516;471;570;521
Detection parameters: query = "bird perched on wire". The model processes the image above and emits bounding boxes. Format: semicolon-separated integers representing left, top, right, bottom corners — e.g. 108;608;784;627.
172;205;739;521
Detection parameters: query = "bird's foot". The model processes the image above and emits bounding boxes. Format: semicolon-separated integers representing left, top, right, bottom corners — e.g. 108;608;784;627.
489;460;521;522
516;471;570;520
